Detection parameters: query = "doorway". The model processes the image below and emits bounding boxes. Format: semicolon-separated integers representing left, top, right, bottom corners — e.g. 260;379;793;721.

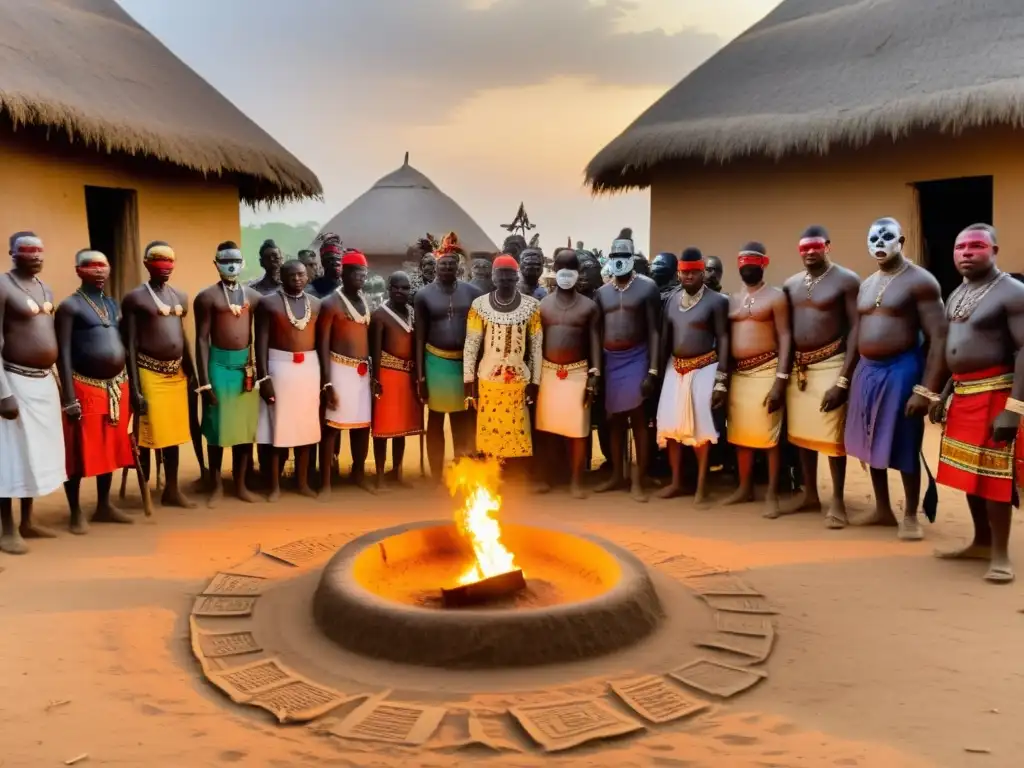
915;175;993;300
84;186;139;300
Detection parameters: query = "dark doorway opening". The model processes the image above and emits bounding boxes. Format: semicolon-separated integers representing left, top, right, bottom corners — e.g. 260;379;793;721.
915;175;993;300
84;186;139;300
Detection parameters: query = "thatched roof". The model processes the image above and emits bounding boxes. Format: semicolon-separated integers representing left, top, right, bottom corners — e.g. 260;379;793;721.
587;0;1024;191
0;0;321;204
315;154;498;259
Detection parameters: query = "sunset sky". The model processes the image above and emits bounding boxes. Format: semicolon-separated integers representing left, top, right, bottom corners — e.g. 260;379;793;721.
117;0;782;254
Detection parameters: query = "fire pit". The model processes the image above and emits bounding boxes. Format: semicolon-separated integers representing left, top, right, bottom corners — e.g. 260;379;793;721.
312;458;664;668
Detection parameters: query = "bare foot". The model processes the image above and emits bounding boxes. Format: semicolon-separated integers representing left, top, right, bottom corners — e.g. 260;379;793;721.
161;488;197;509
721;486;755;506
68;512;89;536
849;505;898;527
935;542;991;560
266;487;282;503
206;484;224;509
762;493;781;519
92;504;135;524
354;476;378;495
655;484;683;500
825;502;848;529
569;483;587;500
897;515;924;541
694;489;711;506
189;476;210;495
236;485;261;504
594;476;626;494
20;521;58;539
0;532;29;554
296;484;319;500
780;490;822;516
316;487;330;502
630;482;648;503
984;557;1015;584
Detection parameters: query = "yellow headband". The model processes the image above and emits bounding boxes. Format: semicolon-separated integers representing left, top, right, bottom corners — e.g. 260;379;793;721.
145;244;176;262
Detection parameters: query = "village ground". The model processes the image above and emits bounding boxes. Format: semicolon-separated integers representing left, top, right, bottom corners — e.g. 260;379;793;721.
0;425;1022;768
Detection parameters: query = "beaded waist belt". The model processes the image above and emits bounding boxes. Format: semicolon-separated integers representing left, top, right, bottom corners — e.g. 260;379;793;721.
794;338;844;390
673;350;718;376
425;343;462;361
73;369;128;425
138;353;181;375
2;361;52;379
331;352;370;376
953;373;1014;396
541;359;587;380
733;350;778;374
380;351;414;373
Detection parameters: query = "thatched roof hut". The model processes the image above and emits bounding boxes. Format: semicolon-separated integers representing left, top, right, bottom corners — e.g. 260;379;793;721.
0;0;321;302
586;0;1024;292
314;154;498;274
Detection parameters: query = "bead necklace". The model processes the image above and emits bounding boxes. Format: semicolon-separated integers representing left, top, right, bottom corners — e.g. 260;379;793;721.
871;259;910;308
221;281;248;317
279;288;312;330
76;288;110;326
742;283;767;315
947;270;1005;321
382;301;413;333
144;281;183;317
7;272;53;315
679;284;705;312
335;287;370;324
803;262;834;298
492;290;518;309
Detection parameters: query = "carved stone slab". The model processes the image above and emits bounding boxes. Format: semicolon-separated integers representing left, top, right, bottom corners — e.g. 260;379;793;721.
193;625;262;659
202;572;268;596
702;595;778;615
332;699;447;745
609;675;709;724
685;574;762;597
509;698;644;752
248;680;360;724
191;595;257;618
670;659;767;698
697;624;774;662
622;541;674;564
210;658;294;703
715;612;774;637
655;554;729;581
261;536;345;567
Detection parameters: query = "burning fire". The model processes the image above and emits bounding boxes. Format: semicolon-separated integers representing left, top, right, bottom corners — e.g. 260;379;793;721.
445;456;520;585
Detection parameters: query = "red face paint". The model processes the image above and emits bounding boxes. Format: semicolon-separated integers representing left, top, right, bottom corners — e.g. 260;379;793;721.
798;237;828;255
76;258;110;289
737;253;769;268
953;229;995;271
678;260;706;272
145;258;175;280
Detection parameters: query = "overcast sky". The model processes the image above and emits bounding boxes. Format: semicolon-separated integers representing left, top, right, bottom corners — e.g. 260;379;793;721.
116;0;781;254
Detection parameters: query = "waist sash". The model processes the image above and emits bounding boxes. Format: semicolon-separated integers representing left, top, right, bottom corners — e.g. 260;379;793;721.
673;350;718;377
73;368;128;425
734;350;777;374
381;350;414;373
541;359;587;380
794;338;844;391
953;371;1013;396
137;353;182;375
425;343;462;361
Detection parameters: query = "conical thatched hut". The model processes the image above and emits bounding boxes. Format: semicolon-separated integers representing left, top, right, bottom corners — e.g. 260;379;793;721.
0;0;321;301
314;154;498;277
587;0;1024;295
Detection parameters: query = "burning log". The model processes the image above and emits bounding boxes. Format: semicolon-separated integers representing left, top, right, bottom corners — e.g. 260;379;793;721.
440;568;527;608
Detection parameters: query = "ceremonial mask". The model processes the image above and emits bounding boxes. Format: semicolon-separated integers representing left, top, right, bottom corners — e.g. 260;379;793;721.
608;256;633;277
555;269;579;289
144;244;176;280
76;250;110;288
953;228;996;272
867;219;903;261
215;248;244;279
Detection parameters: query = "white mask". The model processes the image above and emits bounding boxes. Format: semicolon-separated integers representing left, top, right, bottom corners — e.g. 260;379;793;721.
555;269;579;289
609;256;634;278
215;248;245;279
867;219;903;261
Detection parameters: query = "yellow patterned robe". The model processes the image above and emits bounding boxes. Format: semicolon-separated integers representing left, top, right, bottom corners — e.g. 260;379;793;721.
463;294;543;458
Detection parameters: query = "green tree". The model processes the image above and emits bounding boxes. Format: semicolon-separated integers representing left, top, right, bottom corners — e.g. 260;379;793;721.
239;221;321;280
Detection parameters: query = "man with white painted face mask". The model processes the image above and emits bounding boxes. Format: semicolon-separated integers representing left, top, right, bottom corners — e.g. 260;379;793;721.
193;241;262;506
535;248;601;497
846;217;946;540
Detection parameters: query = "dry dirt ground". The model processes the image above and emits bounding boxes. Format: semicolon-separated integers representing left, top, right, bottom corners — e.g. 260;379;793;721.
1;426;1022;768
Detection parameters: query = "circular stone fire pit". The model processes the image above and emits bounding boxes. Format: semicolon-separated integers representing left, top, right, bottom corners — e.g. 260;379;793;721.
313;520;664;669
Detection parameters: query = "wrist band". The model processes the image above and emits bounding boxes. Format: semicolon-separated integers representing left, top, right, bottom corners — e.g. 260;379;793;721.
776;372;790;380
62;400;81;413
1005;397;1024;416
648;368;658;376
912;385;942;403
255;376;271;389
836;376;850;390
714;371;728;382
194;383;212;394
588;367;601;377
713;383;728;393
321;382;333;392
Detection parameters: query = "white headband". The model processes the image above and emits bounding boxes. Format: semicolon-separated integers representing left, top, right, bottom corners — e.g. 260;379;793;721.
217;248;243;260
76;250;108;267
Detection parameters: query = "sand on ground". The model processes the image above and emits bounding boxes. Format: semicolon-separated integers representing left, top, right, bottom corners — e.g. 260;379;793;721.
0;426;1021;767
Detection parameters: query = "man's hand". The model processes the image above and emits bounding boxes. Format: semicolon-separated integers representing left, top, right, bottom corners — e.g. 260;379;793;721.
641;373;658;400
201;388;218;408
131;389;148;417
63;400;82;421
583;374;598;407
463;381;477;409
259;380;276;406
525;383;539;405
991;408;1020;445
904;392;931;418
416;376;429;405
711;389;727;412
928;398;946;425
0;395;19;420
323;385;339;411
371;378;382;399
820;385;848;413
765;379;786;414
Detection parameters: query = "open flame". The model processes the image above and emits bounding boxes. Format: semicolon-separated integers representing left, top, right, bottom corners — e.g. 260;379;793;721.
445;456;520;585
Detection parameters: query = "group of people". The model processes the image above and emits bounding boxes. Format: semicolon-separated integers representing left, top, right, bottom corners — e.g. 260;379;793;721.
0;219;1020;585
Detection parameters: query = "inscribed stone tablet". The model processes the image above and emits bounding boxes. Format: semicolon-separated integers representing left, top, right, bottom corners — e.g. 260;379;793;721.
197;629;263;659
715;612;774;638
191;595;257;617
609;675;709;724
212;658;293;702
248;680;358;723
509;699;644;752
261;536;339;566
466;713;524;752
697;626;774;662
202;572;268;596
686;574;762;597
333;700;447;745
702;595;778;615
622;542;673;564
670;659;767;698
655;555;729;581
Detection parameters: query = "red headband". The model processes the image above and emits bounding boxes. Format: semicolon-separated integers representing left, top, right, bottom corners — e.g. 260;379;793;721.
678;260;705;272
798;237;828;254
321;243;343;257
342;250;367;267
493;255;518;270
738;251;769;268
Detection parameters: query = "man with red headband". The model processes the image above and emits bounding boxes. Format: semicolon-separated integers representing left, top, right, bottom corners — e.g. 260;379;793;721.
927;224;1023;583
310;233;345;298
781;225;862;527
318;249;375;495
0;232;66;554
464;254;543;459
255;259;321;500
121;241;197;509
414;232;483;481
723;242;792;516
656;247;729;502
846;217;946;540
57;249;135;533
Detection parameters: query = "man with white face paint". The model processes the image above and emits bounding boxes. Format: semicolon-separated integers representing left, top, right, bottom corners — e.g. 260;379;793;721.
845;217;947;540
193;241;263;506
535;248;601;497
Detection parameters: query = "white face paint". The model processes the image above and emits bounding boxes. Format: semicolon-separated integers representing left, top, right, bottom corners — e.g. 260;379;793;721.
609;257;634;278
866;219;903;262
215;249;245;279
555;269;579;289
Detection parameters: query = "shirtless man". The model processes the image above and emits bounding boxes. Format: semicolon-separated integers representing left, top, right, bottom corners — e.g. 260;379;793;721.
193;242;262;506
704;256;724;293
518;248;548;300
0;233;66;554
724;242;792;516
469;257;495;294
370;272;422;490
122;241;196;509
319;250;375;495
535;250;601;497
656;248;729;502
57;249;135;533
310;234;344;298
255;260;321;500
577;249;603;300
414;232;483;481
782;226;861;527
248;239;284;296
846;217;946;540
594;236;660;502
929;224;1024;582
298;249;322;287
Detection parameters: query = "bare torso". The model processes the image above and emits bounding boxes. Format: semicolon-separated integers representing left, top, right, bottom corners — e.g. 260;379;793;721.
62;293;125;379
729;286;785;360
666;290;726;358
264;292;319;352
122;283;189;361
595;275;659;351
414;281;483;352
321;291;370;358
0;273;58;369
856;264;937;359
784;266;861;352
945;276;1024;374
373;305;415;360
196;283;261;352
539;291;599;364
